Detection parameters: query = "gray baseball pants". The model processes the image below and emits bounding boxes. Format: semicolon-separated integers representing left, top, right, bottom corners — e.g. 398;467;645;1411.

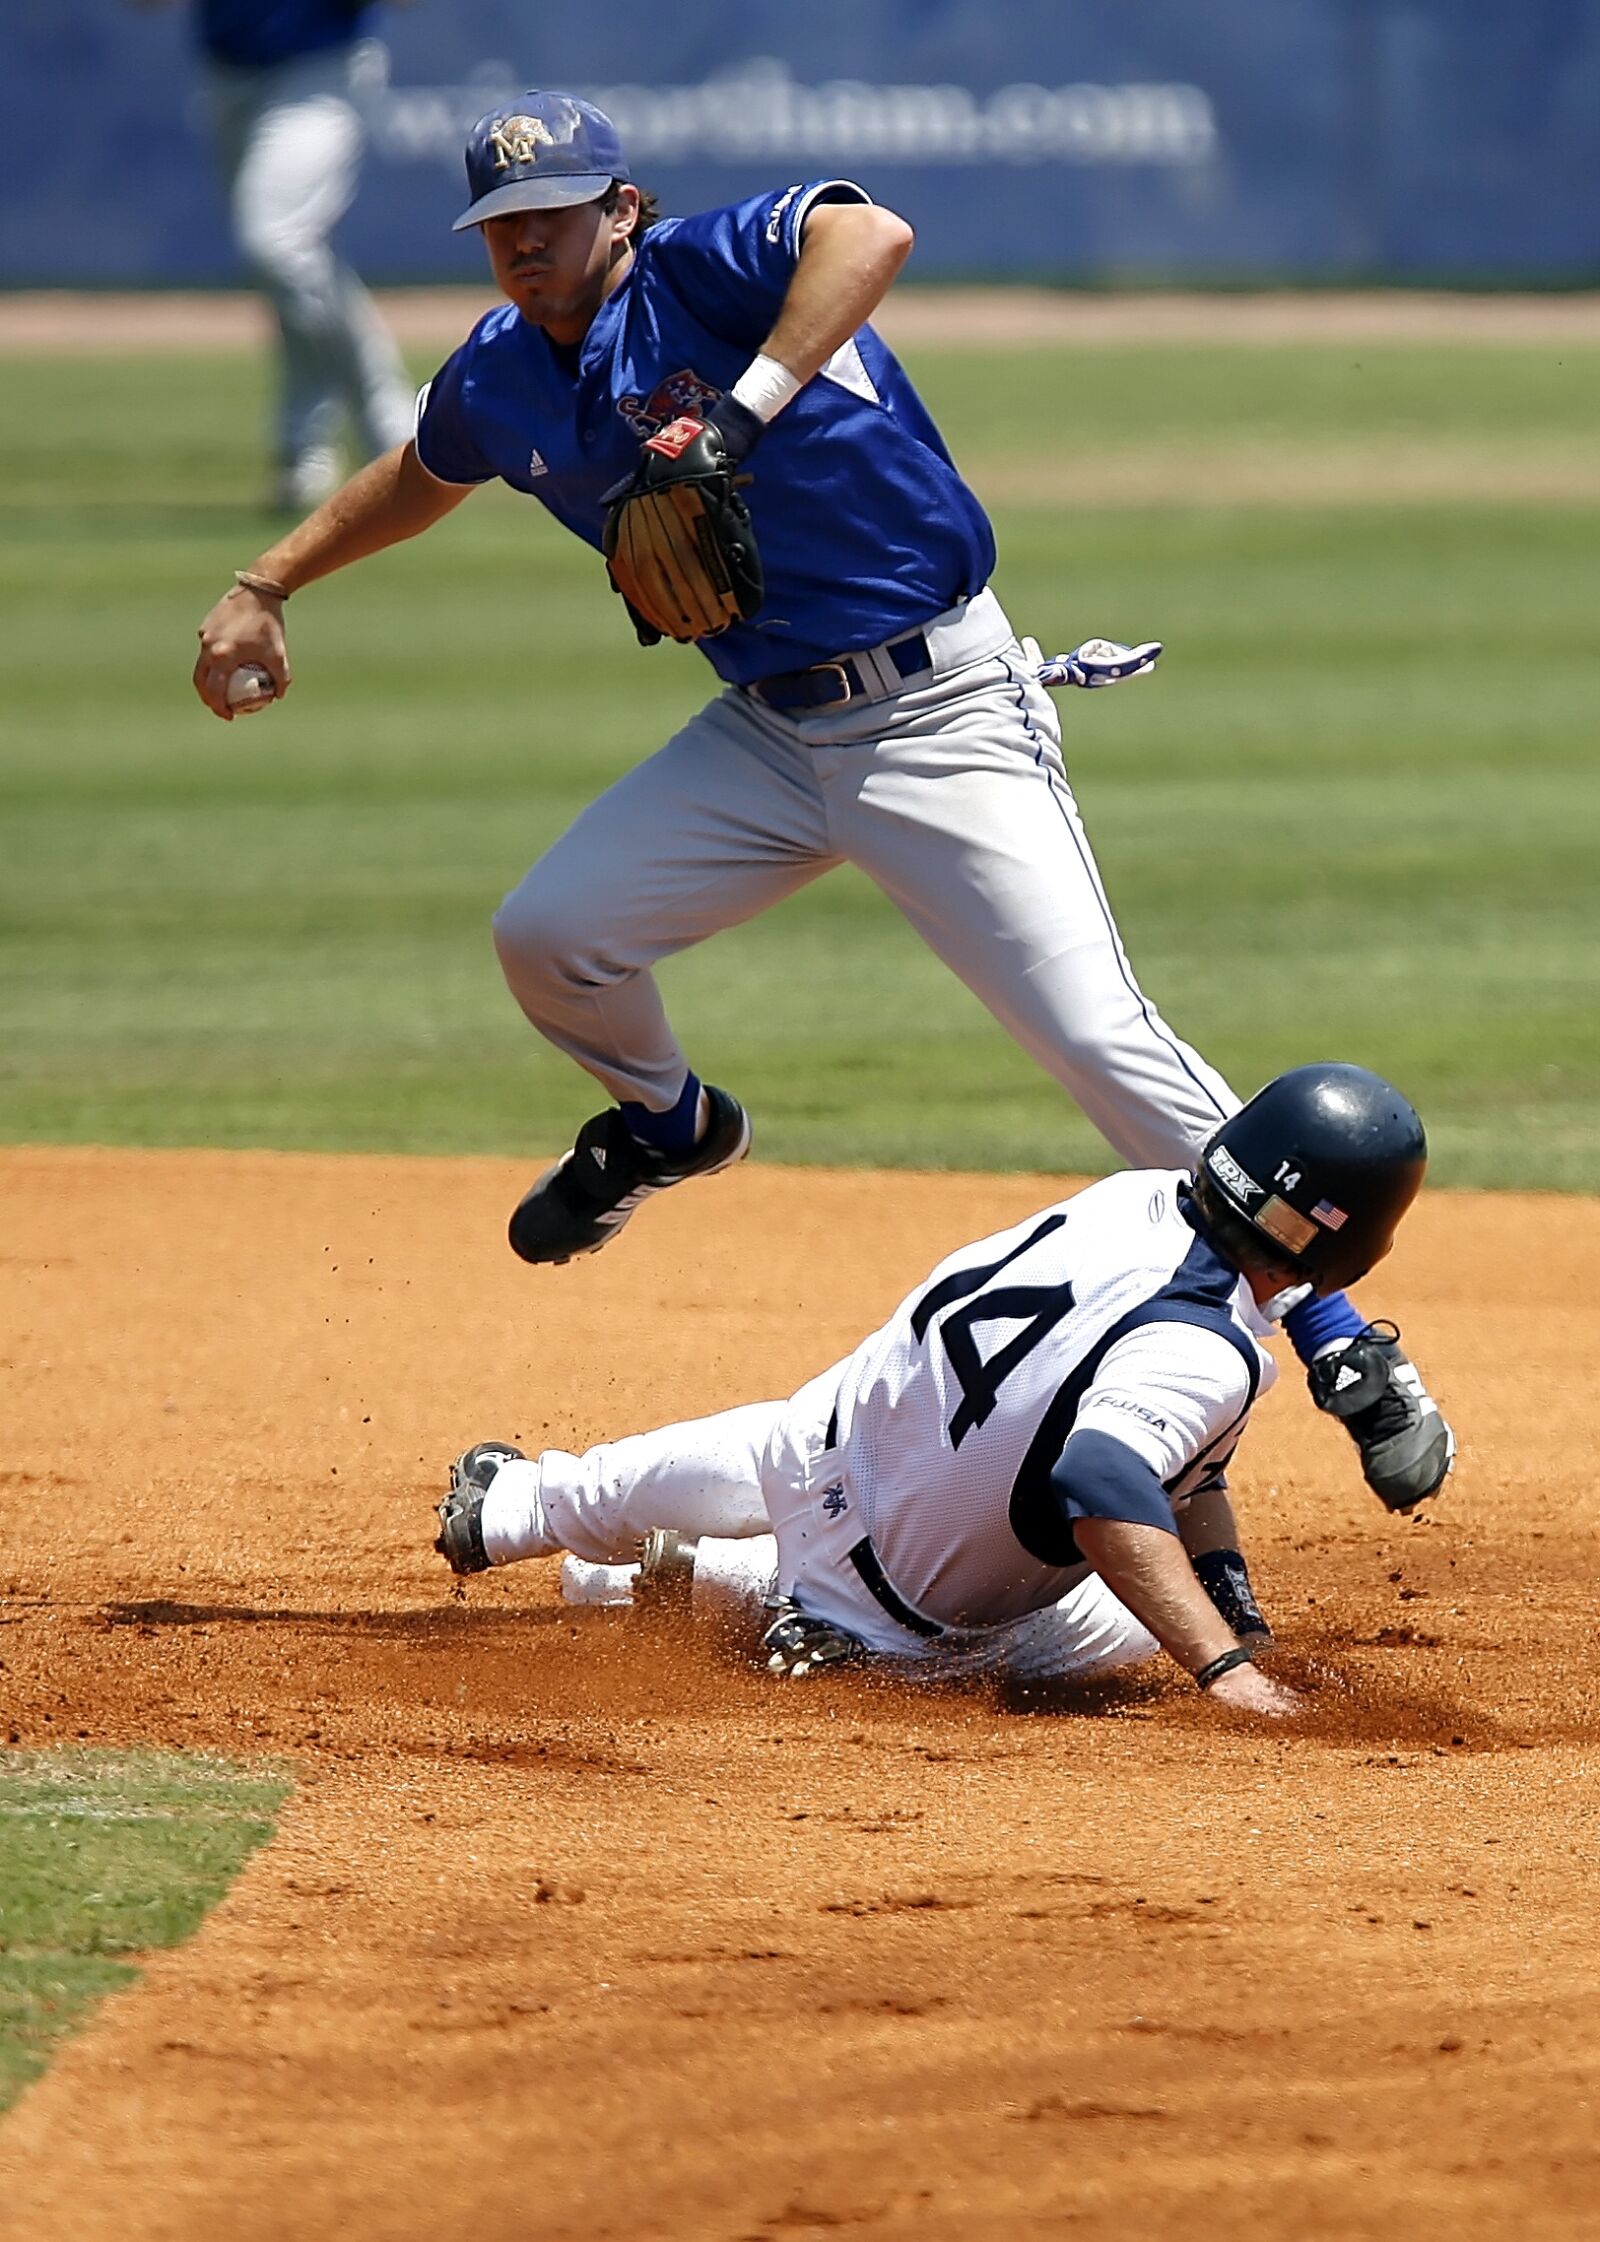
492;588;1237;1171
205;44;413;471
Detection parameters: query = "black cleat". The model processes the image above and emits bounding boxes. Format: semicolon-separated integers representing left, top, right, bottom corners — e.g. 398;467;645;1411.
435;1440;525;1576
760;1599;862;1679
1307;1321;1455;1512
508;1088;752;1266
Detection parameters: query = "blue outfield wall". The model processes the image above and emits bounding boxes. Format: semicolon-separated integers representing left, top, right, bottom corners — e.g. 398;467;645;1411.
6;0;1600;286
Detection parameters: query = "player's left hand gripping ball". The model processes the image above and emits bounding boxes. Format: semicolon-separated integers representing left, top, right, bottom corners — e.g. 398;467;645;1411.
601;414;765;646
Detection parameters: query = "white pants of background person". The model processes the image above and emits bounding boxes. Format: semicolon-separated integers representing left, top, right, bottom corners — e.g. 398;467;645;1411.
483;1368;1161;1687
491;594;1238;1170
205;43;413;504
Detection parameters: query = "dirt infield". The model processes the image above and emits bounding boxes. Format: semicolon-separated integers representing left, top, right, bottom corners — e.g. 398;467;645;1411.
1;1146;1598;2240
5;287;1600;355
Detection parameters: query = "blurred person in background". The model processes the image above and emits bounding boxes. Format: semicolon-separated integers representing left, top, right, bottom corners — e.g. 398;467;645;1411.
130;0;416;509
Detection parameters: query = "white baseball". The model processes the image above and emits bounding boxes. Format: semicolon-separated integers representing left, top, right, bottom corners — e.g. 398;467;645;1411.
226;663;277;714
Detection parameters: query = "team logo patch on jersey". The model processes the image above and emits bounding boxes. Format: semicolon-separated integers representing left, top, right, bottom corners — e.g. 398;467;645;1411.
618;369;720;440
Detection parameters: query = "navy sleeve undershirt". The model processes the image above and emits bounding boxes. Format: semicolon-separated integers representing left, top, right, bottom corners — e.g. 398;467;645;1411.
1049;1428;1181;1539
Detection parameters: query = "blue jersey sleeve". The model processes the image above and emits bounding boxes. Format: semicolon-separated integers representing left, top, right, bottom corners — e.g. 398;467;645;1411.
642;180;873;352
413;341;497;489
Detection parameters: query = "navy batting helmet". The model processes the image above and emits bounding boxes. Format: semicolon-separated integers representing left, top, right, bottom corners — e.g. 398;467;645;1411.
1198;1063;1427;1291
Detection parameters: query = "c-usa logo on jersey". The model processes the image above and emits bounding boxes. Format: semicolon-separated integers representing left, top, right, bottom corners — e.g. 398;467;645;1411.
618;368;720;439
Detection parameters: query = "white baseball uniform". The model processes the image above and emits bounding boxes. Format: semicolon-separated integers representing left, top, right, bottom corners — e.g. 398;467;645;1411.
479;1167;1280;1682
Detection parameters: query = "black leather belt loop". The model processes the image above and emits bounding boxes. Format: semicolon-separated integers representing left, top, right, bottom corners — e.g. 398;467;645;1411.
846;1536;945;1639
748;628;932;714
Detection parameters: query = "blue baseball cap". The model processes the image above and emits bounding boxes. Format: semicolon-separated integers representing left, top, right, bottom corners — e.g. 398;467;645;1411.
453;92;630;230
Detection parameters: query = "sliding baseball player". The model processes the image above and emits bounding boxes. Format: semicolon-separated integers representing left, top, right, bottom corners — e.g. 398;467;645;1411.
436;1064;1435;1716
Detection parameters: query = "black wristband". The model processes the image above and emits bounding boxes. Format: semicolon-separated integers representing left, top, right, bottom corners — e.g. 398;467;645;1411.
1194;1645;1255;1691
1193;1546;1269;1640
706;392;767;465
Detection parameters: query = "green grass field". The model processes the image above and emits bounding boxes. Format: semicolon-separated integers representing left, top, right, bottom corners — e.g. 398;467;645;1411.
0;1751;289;2114
0;336;1595;1185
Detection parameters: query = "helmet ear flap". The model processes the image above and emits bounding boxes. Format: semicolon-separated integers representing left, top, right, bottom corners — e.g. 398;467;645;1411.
1191;1168;1306;1282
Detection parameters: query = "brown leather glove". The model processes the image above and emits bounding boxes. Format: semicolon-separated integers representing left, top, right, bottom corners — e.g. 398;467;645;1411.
601;412;765;645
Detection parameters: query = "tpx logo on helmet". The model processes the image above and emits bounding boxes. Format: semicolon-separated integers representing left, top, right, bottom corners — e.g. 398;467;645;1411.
1208;1144;1262;1202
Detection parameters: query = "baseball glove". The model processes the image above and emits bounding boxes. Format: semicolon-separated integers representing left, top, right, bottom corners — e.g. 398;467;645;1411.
601;413;765;646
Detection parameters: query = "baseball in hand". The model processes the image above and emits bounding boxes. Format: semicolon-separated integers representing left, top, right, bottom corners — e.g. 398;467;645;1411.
226;663;278;714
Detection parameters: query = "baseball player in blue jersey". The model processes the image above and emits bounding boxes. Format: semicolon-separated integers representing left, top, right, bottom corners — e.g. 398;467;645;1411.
435;1065;1435;1720
193;90;1453;1513
131;0;414;508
